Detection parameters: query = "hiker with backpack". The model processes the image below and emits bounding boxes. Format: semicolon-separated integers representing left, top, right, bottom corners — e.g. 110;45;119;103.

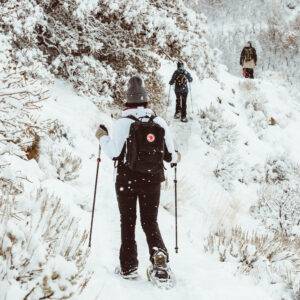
95;76;180;287
240;41;257;79
169;61;193;122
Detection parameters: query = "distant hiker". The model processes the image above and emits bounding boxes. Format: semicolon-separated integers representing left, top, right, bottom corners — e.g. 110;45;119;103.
96;76;180;285
169;61;193;122
240;41;257;79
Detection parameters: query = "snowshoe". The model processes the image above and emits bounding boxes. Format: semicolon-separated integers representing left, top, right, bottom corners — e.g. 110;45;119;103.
147;251;176;289
114;266;139;280
174;112;181;119
181;116;188;123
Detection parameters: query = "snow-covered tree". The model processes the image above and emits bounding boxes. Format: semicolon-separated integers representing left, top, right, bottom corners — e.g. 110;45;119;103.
1;0;216;109
195;0;299;84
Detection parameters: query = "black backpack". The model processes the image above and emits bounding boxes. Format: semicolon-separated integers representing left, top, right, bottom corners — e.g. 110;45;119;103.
124;115;165;174
244;48;254;62
175;72;187;86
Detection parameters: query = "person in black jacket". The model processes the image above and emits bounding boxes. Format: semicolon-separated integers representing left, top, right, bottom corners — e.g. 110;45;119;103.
240;41;257;79
169;61;193;122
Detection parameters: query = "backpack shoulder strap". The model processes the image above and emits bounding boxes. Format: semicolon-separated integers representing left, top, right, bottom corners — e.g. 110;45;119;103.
148;114;157;123
124;115;140;122
125;114;157;123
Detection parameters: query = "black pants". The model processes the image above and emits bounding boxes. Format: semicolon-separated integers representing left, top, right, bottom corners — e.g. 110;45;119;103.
243;68;254;79
115;183;168;273
175;91;188;118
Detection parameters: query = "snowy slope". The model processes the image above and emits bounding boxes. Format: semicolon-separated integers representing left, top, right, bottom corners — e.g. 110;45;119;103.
40;81;271;300
18;59;297;299
1;1;300;299
1;58;299;299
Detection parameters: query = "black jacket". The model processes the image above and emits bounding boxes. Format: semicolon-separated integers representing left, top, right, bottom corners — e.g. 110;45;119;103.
169;69;193;93
240;47;257;66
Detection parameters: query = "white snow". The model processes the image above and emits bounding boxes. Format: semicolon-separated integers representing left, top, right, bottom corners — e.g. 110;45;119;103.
1;1;300;298
14;62;296;299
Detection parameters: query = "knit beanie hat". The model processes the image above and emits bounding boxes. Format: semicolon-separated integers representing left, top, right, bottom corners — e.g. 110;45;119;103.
177;61;184;69
126;76;148;103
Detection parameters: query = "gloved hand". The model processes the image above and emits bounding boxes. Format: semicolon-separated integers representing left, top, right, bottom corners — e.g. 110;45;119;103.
95;124;108;140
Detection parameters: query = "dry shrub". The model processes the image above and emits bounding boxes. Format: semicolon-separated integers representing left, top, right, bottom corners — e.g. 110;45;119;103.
0;186;90;299
204;227;300;297
0;67;49;160
47;119;74;146
25;134;40;160
50;148;82;182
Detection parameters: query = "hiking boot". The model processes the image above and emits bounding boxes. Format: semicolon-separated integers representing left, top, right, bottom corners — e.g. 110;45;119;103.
153;250;167;268
147;250;175;288
174;112;181;119
181;116;188;123
151;250;169;280
115;266;138;280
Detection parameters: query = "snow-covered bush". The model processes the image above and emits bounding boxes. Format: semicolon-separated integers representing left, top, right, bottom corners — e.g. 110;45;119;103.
213;150;243;191
244;97;268;135
239;81;271;137
264;155;299;184
0;29;88;299
0;72;49;158
251;155;300;236
198;104;238;149
0;186;89;299
204;227;300;298
1;0;216;108
0;160;24;200
0;33;50;161
57;55;117;100
197;104;242;191
0;3;49;80
50;148;82;182
47;120;74;146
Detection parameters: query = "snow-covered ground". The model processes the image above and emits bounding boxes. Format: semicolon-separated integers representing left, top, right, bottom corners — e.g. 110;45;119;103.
6;59;296;299
1;1;300;298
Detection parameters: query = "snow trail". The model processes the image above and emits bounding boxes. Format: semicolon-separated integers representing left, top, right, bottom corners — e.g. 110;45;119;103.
41;81;275;300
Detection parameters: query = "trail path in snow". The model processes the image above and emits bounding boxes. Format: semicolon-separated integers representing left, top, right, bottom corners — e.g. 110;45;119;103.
77;93;273;300
44;79;279;300
82;123;273;300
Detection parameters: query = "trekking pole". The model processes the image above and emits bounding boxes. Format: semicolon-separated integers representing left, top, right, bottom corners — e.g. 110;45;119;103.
88;144;101;248
167;85;171;106
189;82;194;115
171;163;179;253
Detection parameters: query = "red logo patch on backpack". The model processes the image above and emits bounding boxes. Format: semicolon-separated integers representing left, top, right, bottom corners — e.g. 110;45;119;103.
147;133;155;143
